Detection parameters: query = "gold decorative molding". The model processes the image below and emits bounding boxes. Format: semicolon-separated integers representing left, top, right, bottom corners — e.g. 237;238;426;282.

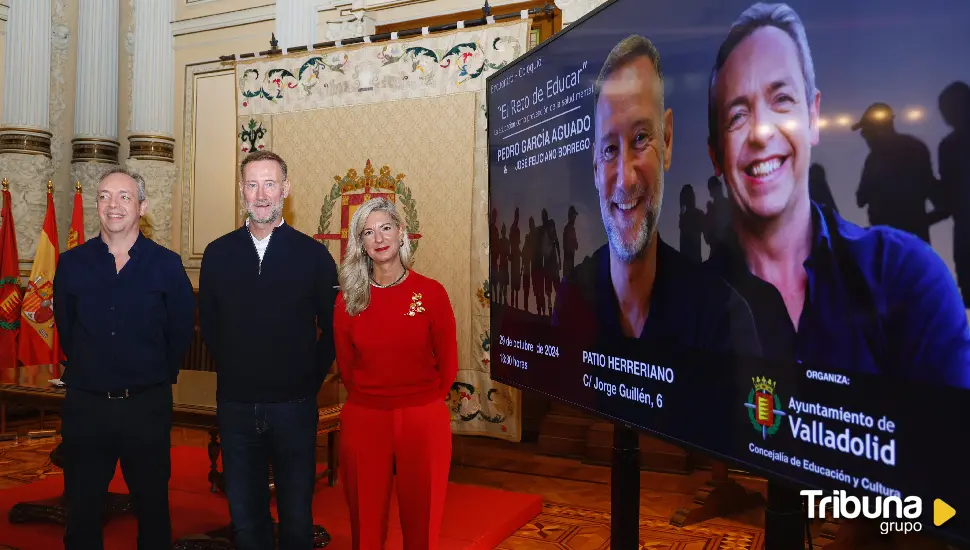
128;134;175;161
0;128;53;157
131;133;176;141
0;126;52;134
71;137;120;163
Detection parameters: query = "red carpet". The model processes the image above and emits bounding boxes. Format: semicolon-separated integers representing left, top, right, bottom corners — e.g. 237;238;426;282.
0;446;542;549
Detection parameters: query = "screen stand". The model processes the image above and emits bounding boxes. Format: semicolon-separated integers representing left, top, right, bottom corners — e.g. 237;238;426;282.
611;423;640;548
764;480;805;550
669;460;765;526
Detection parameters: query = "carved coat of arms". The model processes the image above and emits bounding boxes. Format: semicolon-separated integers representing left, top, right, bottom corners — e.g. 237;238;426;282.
314;159;421;261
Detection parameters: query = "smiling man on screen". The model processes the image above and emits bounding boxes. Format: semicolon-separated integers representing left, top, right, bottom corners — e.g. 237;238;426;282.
552;34;761;357
704;2;970;389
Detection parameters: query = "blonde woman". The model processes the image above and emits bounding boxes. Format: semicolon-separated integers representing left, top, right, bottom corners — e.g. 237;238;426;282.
334;197;458;549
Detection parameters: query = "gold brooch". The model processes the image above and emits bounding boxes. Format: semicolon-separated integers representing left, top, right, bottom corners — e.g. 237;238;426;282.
407;292;425;317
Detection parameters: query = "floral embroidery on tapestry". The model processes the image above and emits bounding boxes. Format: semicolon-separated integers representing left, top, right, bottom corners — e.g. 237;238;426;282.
238;118;267;153
447;381;513;432
238;33;523;107
476;280;490;308
480;330;490;368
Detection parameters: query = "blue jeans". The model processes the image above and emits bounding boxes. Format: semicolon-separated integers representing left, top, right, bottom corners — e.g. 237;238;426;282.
217;396;319;550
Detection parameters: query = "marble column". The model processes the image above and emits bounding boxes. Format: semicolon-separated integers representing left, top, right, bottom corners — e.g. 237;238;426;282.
72;0;120;241
554;0;609;27
275;0;318;50
128;0;176;248
0;0;55;262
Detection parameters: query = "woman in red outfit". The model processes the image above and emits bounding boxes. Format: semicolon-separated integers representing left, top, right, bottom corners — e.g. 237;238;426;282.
334;197;458;550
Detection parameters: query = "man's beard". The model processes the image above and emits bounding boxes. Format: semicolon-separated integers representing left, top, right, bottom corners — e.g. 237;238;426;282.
602;178;662;263
247;201;283;225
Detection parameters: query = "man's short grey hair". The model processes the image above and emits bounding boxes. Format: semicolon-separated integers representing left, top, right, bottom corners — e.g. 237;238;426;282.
99;166;147;202
593;34;665;116
707;3;816;152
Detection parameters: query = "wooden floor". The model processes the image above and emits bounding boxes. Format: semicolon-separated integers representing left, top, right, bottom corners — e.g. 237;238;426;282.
170;424;763;523
174;426;965;550
450;435;765;521
2;418;962;549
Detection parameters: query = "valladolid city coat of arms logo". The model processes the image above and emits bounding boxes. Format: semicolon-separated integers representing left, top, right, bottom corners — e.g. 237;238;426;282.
744;376;787;440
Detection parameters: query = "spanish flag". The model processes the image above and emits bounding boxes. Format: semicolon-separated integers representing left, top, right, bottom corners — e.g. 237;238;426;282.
0;179;21;369
68;181;84;250
18;183;60;370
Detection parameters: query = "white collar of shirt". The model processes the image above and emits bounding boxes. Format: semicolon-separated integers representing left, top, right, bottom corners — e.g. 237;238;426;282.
246;217;283;262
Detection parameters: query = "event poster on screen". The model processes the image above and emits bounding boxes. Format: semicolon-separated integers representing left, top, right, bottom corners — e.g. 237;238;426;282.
486;0;970;544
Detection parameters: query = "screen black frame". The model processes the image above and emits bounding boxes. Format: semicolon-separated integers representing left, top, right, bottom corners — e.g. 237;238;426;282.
483;4;970;546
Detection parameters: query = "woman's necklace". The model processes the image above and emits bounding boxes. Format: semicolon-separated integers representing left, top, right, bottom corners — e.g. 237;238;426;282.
370;269;407;288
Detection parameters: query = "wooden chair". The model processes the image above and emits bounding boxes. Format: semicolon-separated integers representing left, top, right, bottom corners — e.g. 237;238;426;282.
316;403;342;486
316;368;344;487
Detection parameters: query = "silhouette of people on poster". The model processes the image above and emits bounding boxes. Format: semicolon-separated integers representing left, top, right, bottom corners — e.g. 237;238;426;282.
521;216;536;313
938;81;970;307
530;217;546;315
703;175;732;249
563;206;579;279
509;208;522;308
498;223;509;305
809;163;839;214
679;184;704;263
854;102;939;243
540;209;561;309
490;208;499;300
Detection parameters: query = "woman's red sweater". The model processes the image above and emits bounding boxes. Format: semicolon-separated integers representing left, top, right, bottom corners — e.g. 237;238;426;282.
334;271;458;409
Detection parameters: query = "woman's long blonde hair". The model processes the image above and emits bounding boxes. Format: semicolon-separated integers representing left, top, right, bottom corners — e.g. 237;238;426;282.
338;197;414;316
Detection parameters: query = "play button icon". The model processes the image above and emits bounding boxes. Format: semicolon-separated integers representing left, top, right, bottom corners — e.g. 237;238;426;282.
934;499;956;527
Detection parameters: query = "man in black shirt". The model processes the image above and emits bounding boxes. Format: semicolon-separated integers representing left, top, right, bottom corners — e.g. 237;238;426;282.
54;167;196;549
199;150;338;550
552;35;761;357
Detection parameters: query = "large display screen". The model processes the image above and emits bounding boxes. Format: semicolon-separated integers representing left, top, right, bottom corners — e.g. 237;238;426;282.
486;0;970;544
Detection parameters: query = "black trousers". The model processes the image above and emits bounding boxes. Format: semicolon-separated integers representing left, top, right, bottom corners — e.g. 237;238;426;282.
61;383;173;550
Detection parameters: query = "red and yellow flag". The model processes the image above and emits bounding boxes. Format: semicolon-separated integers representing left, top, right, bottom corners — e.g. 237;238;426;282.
68;181;84;250
18;183;60;370
0;179;21;369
